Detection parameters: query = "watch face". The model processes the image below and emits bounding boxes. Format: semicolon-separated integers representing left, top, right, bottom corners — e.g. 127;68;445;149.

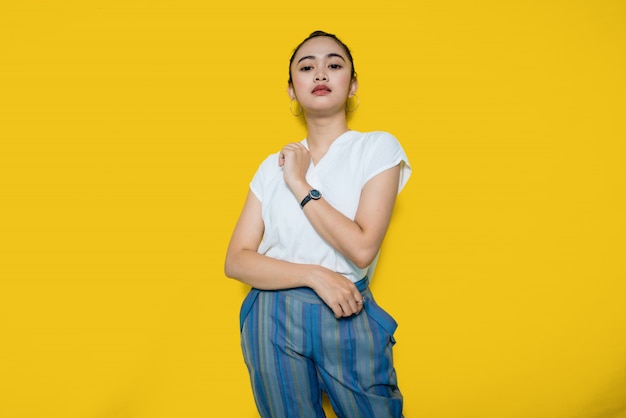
310;189;322;199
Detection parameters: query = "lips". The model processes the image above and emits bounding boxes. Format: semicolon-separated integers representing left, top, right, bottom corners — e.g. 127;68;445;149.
312;85;331;95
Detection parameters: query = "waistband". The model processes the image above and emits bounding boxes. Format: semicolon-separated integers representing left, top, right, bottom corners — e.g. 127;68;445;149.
240;276;369;330
274;275;369;304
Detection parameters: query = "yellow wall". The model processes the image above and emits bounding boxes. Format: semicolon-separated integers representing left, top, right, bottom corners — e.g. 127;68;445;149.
1;1;625;417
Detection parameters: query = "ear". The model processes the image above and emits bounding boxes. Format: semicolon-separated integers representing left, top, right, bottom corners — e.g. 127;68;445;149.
348;78;359;97
287;83;296;100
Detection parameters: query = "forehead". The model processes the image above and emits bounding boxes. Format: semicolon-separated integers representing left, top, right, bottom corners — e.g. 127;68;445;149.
292;37;347;62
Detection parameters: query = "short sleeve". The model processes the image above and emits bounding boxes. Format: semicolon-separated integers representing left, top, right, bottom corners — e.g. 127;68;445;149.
363;132;412;194
249;154;275;202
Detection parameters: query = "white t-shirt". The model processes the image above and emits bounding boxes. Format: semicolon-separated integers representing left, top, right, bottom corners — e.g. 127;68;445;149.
250;130;411;283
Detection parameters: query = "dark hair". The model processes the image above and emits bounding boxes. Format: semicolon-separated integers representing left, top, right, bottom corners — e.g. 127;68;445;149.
288;30;357;84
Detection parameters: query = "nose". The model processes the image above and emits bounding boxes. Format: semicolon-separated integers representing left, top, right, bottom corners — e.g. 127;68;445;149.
314;71;328;82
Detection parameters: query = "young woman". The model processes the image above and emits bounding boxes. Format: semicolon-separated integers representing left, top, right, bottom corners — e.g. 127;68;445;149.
225;31;411;418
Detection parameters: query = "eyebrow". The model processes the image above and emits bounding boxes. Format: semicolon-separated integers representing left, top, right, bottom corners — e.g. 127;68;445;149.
297;53;346;64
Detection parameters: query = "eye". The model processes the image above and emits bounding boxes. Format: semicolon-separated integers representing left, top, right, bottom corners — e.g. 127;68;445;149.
329;64;342;69
300;66;313;72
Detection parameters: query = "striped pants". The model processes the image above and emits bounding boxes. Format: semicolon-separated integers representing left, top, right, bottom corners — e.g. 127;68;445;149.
239;277;403;418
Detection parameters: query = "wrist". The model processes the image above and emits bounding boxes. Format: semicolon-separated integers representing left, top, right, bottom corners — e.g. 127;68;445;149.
304;265;325;290
300;188;322;208
289;181;311;202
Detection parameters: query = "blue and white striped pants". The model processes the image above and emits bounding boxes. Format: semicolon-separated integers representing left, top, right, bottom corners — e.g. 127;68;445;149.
240;277;403;418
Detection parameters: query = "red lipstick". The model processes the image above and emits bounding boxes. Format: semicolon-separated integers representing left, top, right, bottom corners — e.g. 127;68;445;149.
312;85;331;95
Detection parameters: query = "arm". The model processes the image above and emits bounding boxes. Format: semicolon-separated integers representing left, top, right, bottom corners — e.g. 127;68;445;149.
224;190;364;318
280;143;401;269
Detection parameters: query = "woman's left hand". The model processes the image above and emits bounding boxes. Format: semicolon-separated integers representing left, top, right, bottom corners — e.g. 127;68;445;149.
279;142;311;192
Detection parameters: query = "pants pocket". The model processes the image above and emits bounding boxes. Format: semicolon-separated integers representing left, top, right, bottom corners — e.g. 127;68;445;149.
363;297;398;344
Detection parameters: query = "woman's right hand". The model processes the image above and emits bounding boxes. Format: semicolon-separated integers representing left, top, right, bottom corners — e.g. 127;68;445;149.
278;142;312;196
308;267;365;318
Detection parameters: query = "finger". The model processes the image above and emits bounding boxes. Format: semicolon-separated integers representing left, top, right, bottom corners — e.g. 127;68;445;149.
331;304;343;319
355;295;365;314
280;146;299;160
278;153;285;167
283;143;308;155
345;299;359;316
282;143;300;152
338;298;358;317
341;290;361;316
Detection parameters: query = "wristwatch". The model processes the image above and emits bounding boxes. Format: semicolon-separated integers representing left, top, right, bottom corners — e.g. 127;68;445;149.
300;189;322;208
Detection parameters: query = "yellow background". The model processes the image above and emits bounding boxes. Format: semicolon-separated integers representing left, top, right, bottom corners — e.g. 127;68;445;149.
1;1;625;417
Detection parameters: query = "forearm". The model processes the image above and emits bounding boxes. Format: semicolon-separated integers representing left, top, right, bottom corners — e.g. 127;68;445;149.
225;247;364;318
225;247;318;290
289;166;399;269
299;191;376;268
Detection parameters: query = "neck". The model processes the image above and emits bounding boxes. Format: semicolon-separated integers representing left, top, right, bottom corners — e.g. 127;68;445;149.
303;113;349;155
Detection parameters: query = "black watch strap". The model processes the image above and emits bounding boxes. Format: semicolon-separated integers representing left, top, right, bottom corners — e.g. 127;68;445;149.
300;189;322;208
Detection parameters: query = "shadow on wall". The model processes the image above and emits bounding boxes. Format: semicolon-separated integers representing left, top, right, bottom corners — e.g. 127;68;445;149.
576;368;626;418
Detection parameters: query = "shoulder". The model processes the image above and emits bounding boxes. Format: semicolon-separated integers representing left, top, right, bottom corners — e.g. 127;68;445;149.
350;130;402;151
353;131;411;192
254;137;307;175
251;150;281;184
352;130;398;142
258;151;280;167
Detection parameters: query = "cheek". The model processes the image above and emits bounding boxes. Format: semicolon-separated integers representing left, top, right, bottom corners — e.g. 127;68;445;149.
336;75;353;94
342;75;354;89
291;78;309;97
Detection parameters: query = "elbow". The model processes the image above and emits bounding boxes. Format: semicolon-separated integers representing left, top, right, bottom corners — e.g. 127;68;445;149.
224;263;239;280
354;261;370;270
224;253;237;279
351;247;379;270
353;258;373;270
224;263;233;279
